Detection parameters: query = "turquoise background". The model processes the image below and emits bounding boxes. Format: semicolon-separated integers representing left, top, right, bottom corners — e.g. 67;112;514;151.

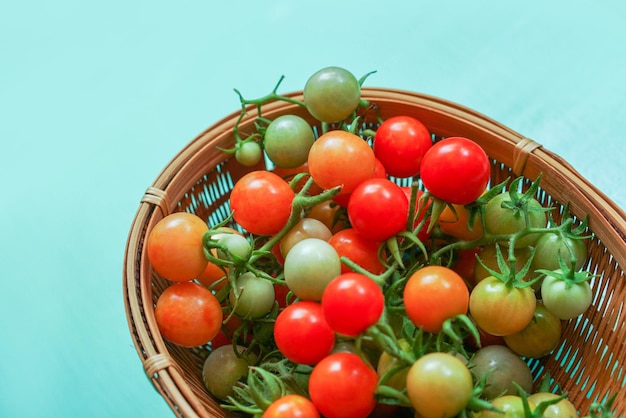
1;1;624;417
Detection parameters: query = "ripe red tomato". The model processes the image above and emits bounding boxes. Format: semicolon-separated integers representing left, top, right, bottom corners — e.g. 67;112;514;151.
307;130;376;195
273;301;335;365
321;272;385;336
309;352;378;418
348;177;409;242
420;137;490;205
327;228;386;275
230;170;295;236
403;266;470;333
373;115;432;178
147;212;209;282
263;394;320;418
154;281;223;347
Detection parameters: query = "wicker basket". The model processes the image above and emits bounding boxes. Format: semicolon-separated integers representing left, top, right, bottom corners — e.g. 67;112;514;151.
123;88;626;417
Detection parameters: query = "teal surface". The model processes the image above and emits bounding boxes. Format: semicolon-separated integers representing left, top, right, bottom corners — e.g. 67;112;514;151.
1;1;625;417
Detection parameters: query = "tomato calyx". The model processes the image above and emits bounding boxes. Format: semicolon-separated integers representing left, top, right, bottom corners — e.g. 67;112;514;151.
476;243;539;289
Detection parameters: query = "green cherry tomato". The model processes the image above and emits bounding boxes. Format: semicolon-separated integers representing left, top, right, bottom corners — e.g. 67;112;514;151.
540;272;593;320
229;272;275;319
532;232;588;272
235;140;263;166
303;66;361;123
503;301;562;358
484;192;547;248
283;237;341;301
202;345;256;400
264;114;316;169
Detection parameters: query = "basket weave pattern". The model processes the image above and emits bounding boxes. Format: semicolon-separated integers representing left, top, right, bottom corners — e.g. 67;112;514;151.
124;88;626;417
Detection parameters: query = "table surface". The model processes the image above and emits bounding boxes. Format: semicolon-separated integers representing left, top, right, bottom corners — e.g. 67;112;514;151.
1;1;625;417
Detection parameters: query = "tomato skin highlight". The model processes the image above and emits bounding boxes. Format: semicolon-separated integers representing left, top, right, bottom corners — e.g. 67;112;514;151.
403;266;470;333
309;352;378;418
273;301;335;365
373;115;432;178
147;212;209;282
230;170;295;236
154;282;223;347
420;136;490;205
321;272;384;336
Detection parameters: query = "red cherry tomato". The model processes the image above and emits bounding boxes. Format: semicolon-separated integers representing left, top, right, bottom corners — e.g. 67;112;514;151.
154;282;223;347
230;170;295;235
404;266;470;333
273;301;335;365
309;352;378;418
348;178;409;242
373;115;432;178
321;272;385;336
420;137;490;205
147;212;209;282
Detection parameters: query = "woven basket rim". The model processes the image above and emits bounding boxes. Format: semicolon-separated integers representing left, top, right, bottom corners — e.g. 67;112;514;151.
123;87;626;417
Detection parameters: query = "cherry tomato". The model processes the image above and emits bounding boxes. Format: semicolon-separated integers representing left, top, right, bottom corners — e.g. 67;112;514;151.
420;136;490;205
196;227;241;290
274;301;335;365
147;212;209;282
480;395;535;417
264;114;315;168
468;345;533;400
202;345;256;400
484;192;547;248
527;392;578;418
235;140;263;166
407;352;473;418
540;271;592;320
403;266;469;333
229;272;275;319
503;301;562;358
452;247;482;286
303;66;361;123
532;232;588;272
283;237;341;301
230;170;295;236
154;281;223;347
348;177;409;242
469;276;536;336
321;272;384;336
308;130;376;195
262;394;320;418
373;115;432;178
327;228;385;275
309;352;378;418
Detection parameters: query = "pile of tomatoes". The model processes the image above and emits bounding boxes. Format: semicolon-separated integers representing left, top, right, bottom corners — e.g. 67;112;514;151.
145;67;613;418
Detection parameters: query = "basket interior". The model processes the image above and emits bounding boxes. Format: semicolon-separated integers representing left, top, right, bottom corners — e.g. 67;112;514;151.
125;89;626;417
